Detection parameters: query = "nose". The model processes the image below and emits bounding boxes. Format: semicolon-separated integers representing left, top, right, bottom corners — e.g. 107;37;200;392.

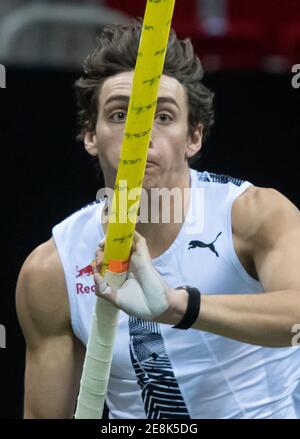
148;138;154;149
149;125;158;149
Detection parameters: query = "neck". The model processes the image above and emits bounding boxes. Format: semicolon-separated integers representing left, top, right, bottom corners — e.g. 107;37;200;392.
101;167;192;258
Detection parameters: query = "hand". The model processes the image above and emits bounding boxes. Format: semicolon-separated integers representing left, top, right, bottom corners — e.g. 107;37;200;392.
93;232;187;324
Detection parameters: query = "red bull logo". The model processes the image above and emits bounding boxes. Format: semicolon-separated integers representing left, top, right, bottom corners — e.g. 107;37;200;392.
75;261;97;295
76;261;96;278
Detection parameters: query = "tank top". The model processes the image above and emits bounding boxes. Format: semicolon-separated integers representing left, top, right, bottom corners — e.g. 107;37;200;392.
52;169;300;419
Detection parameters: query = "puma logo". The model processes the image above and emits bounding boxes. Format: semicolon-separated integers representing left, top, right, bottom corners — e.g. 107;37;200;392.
188;232;222;257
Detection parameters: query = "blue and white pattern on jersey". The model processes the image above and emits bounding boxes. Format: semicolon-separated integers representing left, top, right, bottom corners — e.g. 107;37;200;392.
196;171;244;186
129;317;190;419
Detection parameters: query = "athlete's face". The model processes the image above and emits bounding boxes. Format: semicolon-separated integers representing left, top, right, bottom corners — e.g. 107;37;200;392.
84;71;203;188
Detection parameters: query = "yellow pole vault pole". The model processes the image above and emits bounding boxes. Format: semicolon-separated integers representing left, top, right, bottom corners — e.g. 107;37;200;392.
75;0;176;419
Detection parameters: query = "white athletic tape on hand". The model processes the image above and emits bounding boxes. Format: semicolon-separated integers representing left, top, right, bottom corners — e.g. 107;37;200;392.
115;267;169;321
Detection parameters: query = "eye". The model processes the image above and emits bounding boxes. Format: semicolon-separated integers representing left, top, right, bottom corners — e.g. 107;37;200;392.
156;113;172;124
109;111;127;123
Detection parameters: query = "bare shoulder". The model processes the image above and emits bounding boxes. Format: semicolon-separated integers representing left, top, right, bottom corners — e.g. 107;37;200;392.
16;238;70;346
232;185;300;246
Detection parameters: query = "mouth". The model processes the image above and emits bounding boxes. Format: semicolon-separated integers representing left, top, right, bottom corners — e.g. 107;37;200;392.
145;161;158;172
146;159;158;167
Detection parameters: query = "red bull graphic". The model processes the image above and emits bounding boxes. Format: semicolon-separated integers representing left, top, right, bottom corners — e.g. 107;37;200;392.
76;261;97;294
76;260;96;278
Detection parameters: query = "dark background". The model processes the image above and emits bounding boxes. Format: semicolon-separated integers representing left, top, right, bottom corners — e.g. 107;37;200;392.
0;68;299;418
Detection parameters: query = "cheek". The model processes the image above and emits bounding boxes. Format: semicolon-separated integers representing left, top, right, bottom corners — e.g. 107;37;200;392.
164;126;188;158
96;124;124;164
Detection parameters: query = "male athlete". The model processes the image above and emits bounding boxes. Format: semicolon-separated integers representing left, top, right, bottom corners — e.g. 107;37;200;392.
16;23;300;419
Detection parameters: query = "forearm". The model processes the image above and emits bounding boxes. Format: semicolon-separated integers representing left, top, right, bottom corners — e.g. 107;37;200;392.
172;289;300;347
23;337;84;419
24;365;78;419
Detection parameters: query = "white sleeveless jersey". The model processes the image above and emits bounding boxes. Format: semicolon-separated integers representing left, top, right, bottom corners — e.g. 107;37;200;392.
52;169;300;419
294;381;300;417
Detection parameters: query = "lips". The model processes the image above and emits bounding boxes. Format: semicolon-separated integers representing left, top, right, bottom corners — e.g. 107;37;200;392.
146;155;159;166
145;161;158;170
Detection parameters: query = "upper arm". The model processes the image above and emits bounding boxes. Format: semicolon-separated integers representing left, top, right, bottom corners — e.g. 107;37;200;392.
232;186;300;293
16;239;85;418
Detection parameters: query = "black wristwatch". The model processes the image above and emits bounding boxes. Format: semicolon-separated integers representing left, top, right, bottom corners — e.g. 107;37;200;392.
172;286;201;330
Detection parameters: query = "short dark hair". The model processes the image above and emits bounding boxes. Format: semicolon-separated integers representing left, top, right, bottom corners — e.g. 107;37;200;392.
74;20;214;165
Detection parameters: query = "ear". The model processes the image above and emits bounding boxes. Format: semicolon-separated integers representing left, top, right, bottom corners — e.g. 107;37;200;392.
186;123;203;159
84;131;98;157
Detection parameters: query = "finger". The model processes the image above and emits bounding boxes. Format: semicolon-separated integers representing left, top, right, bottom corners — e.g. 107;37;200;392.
133;234;152;265
94;271;119;308
129;232;151;273
98;238;106;251
133;230;145;244
134;231;149;253
131;237;136;251
96;239;106;269
95;248;103;268
129;231;141;255
93;271;112;295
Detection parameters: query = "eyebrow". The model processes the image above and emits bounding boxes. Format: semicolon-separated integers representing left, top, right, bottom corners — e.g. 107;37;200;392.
104;95;180;111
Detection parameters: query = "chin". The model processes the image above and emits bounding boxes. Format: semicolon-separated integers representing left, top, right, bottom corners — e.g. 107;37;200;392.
142;174;163;191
